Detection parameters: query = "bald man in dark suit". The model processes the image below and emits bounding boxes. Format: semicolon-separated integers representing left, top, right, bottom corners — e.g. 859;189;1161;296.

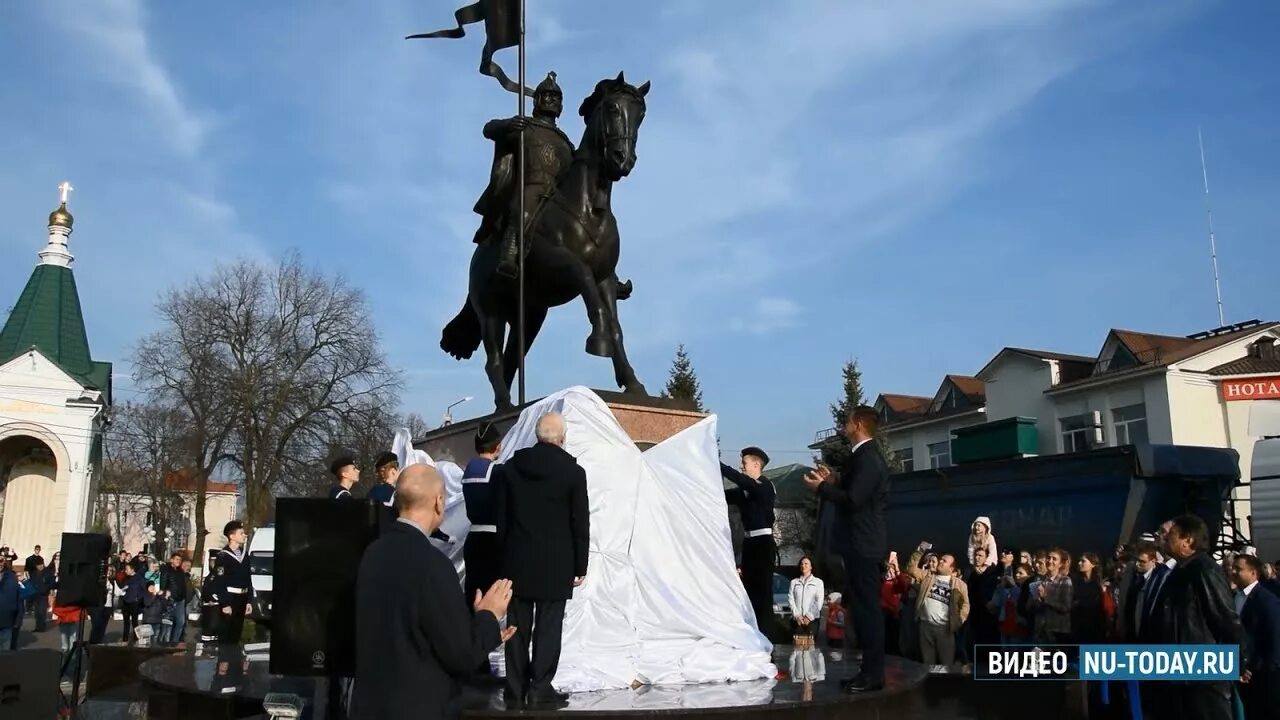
351;464;516;720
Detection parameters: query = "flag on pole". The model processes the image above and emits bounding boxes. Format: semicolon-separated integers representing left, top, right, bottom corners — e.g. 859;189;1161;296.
407;0;531;96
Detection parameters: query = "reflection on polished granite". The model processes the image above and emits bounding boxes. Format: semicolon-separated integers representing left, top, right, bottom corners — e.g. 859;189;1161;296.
462;645;928;717
132;643;1094;720
85;641;184;697
139;646;315;700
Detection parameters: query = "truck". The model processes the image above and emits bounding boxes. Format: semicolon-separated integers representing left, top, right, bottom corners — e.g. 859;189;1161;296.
815;443;1245;567
1247;437;1280;561
247;526;274;626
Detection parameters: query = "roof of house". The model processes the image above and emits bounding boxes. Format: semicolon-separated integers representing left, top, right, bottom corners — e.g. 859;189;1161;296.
1004;347;1097;364
975;346;1096;383
879;394;931;414
1207;337;1280;376
1208;357;1280;376
0;263;111;396
1050;320;1280;391
946;375;986;401
1110;329;1198;359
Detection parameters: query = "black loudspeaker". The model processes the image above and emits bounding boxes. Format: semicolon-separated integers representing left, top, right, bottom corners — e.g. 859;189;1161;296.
0;649;61;720
269;498;380;676
52;533;110;609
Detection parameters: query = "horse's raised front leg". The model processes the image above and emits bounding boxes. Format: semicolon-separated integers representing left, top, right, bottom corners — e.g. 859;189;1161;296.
480;313;512;410
598;276;647;395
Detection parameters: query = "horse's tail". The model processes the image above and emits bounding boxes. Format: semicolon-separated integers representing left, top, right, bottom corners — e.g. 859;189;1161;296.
441;301;481;360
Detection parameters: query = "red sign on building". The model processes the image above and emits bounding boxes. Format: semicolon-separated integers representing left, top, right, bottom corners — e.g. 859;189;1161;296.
1221;376;1280;401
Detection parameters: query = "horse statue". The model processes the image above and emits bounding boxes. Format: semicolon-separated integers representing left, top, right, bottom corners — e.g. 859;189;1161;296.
441;72;651;410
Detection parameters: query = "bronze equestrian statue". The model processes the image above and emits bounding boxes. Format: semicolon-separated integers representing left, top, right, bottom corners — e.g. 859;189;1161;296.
471;72;575;279
441;72;651;410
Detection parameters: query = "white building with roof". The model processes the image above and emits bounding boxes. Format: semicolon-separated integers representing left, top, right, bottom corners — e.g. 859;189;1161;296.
0;185;111;563
811;319;1280;535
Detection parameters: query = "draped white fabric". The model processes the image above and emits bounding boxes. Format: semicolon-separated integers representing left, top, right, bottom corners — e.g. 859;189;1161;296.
402;386;775;692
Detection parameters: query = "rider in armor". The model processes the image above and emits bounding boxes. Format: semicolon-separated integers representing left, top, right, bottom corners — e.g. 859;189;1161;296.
472;71;576;279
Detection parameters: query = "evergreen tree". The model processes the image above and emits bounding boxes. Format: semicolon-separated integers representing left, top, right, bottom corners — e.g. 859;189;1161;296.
661;344;706;412
816;358;899;473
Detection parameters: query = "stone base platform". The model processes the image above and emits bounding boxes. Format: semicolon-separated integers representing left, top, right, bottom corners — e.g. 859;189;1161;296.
416;389;707;463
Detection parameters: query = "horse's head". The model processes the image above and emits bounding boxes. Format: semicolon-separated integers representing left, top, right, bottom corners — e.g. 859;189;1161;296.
578;71;649;181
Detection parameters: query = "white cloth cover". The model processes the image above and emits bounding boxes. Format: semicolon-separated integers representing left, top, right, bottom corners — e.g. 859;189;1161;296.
400;386;775;692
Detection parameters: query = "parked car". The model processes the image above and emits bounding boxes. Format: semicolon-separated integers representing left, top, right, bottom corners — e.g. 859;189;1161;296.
771;572;791;622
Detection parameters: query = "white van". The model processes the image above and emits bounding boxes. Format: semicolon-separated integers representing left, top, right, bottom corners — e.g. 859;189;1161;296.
247;526;274;625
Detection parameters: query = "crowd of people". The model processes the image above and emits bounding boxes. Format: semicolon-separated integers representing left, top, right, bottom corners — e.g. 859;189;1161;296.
775;513;1279;720
0;538;249;683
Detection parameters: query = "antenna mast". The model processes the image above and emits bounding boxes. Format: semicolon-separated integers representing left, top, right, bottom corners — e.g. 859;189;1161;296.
1198;126;1225;327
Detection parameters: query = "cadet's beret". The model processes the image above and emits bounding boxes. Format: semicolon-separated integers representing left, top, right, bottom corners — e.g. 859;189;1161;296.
741;446;770;466
329;453;356;476
374;451;399;471
223;520;244;537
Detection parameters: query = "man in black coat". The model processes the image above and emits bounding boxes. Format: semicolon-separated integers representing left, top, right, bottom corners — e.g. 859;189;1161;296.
1148;514;1242;720
1232;554;1280;720
351;464;515;720
495;412;589;709
804;404;890;693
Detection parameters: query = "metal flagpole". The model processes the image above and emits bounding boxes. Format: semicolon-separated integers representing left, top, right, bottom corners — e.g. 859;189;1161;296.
1198;126;1225;328
516;0;527;406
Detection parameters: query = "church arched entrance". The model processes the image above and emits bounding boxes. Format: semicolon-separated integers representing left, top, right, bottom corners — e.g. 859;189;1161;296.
0;432;60;560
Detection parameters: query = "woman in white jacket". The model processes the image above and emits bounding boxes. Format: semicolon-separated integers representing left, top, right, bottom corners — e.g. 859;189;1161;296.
968;516;998;568
788;557;825;641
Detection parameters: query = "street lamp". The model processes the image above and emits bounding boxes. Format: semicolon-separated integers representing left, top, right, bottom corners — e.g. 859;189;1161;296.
442;396;474;427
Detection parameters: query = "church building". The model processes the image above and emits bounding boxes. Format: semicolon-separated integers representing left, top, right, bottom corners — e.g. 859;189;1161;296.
0;184;111;562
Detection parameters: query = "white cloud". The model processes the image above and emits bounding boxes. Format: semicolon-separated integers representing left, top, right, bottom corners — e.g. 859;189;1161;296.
54;0;210;158
731;297;803;335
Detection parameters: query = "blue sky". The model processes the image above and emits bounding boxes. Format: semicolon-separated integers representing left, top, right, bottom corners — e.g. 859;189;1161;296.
2;0;1278;466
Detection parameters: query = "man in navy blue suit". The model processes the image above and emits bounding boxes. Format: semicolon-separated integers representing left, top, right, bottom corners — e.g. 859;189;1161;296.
1233;554;1280;719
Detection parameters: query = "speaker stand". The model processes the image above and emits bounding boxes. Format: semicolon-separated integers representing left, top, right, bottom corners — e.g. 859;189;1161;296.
57;613;89;717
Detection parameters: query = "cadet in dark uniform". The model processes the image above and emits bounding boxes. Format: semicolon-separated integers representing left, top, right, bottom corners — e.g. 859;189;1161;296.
209;520;254;645
366;451;452;543
198;557;219;645
722;446;777;636
366;452;399;507
462;423;504;604
328;454;358;499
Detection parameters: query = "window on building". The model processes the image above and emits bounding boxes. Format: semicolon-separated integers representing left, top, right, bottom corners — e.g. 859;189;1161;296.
1112;404;1149;446
895;447;914;472
145;510;153;526
927;441;951;469
1061;413;1100;453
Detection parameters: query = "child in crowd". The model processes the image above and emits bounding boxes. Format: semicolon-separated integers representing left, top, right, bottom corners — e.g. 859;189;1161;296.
141;581;170;643
991;563;1031;645
967;517;998;568
824;593;845;651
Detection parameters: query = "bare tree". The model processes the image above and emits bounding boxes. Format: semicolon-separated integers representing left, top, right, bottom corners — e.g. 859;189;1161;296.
274;396;402;499
98;402;190;558
404;412;432;442
190;253;399;526
134;253;400;534
135;292;238;568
